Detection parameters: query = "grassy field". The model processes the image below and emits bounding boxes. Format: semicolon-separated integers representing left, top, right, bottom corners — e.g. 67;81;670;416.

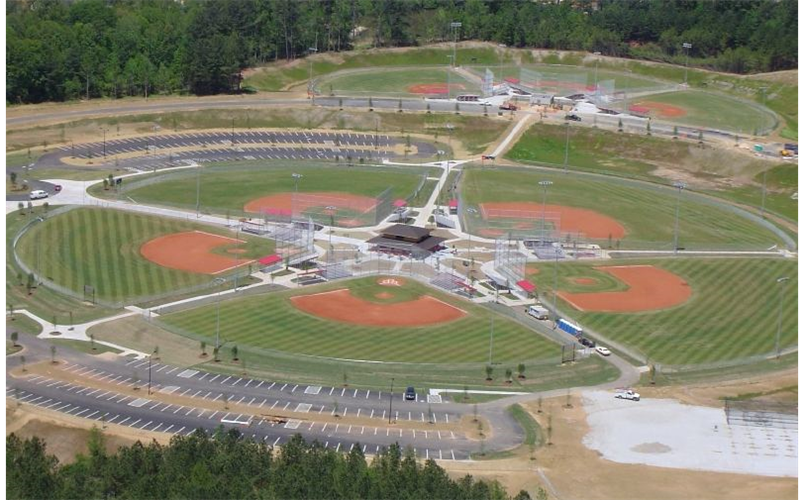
6;316;43;336
243;46;504;91
7;209;120;323
15;207;274;304
160;276;559;364
121;163;428;223
624;90;777;134
526;258;798;366
320;67;480;96
505;123;797;222
461;167;786;250
50;338;122;356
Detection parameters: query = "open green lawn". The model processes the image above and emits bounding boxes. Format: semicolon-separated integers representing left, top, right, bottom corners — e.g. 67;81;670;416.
15;207;274;305
320;67;480;96
160;276;558;364
461;167;786;250
50;338;122;356
122;163;429;224
624;90;777;134
526;258;797;365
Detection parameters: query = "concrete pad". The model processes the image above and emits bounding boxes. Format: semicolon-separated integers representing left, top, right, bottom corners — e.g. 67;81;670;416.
582;391;797;478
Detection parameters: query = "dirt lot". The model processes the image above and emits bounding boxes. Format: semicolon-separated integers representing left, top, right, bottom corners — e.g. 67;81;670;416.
439;393;797;500
6;403;164;465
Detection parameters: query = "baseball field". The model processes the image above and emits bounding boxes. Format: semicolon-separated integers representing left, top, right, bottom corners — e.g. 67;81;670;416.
123;163;430;226
317;67;481;97
623;90;777;134
159;276;558;364
15;207;274;303
460;167;787;250
526;257;798;365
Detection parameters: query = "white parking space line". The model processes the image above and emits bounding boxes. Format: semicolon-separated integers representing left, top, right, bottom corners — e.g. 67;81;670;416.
209;375;220;383
268;382;275;390
174;426;185;435
86;411;99;419
244;380;253;388
138;421;153;430
280;384;287;391
156;365;169;373
255;381;264;389
119;417;131;425
165;367;179;375
220;376;231;384
231;378;242;386
75;408;91;417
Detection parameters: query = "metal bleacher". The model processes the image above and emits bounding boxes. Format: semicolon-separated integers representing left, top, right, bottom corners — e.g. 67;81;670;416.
429;272;466;292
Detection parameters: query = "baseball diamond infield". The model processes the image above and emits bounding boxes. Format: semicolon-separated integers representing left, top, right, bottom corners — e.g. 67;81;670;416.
290;289;467;327
141;231;254;274
480;202;627;239
244;192;378;216
558;265;691;313
628;101;687;118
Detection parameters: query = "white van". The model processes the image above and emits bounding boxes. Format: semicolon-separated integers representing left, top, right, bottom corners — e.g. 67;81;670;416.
29;190;48;200
527;305;549;320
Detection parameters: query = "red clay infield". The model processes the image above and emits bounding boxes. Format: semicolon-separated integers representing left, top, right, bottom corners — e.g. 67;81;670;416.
558;265;691;312
291;289;467;327
244;192;378;217
631;101;687;118
480;202;626;239
140;231;253;275
408;83;466;94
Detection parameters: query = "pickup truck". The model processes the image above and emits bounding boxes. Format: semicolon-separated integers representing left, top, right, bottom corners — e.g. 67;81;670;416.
499;102;518;111
615;389;640;401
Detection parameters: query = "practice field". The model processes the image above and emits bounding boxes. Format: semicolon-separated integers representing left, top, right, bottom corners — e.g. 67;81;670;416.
526;258;798;365
318;67;481;97
623;90;777;134
15;207;274;304
461;167;786;250
123;163;428;226
159;276;558;364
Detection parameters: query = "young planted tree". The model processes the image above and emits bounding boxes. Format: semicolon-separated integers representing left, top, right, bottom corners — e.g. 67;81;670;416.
646;120;651;136
517;363;526;379
7;302;14;320
153;345;159;359
368;97;373;111
505;368;513;384
200;341;207;357
10;331;18;348
231;345;238;361
9;172;17;188
564;389;572;408
537;396;543;414
213;347;220;362
26;273;35;295
617;117;623;132
20;355;26;372
673;125;679;139
546;414;553;445
484;365;493;381
473;403;478;423
50;345;57;364
89;333;96;351
342;371;348;387
398;99;403;113
338;97;343;110
132;371;140;390
454;102;460;115
333;399;340;418
42;202;49;214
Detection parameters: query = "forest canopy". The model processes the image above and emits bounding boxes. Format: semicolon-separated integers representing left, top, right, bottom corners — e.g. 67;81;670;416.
6;0;798;104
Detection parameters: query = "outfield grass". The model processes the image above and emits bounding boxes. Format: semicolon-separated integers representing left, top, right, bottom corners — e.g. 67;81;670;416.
505;123;797;222
320;67;480;96
624;90;777;134
243;47;504;91
526;258;798;366
461;167;786;250
122;163;428;220
15;207;274;304
7;209;120;323
160;276;558;364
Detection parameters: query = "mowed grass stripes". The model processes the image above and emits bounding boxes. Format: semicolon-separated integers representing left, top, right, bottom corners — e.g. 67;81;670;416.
462;167;785;249
527;258;797;365
162;277;558;364
15;207;274;303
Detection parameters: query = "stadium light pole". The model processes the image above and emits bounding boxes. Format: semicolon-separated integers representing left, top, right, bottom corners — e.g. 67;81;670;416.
672;181;686;254
195;166;202;218
593;51;602;94
101;127;107;160
682;42;692;86
760;168;768;219
213;277;226;350
450;22;462;68
774;277;790;359
488;317;494;365
539;180;553;246
326;205;337;263
446;55;453;100
552;247;559;323
388;378;394;424
307;47;318;102
563;123;570;173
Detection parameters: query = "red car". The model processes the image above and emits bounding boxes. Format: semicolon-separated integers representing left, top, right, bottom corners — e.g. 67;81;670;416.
54;185;62;192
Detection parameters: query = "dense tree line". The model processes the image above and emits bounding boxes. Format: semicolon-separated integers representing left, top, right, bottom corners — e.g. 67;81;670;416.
7;429;531;500
7;0;798;104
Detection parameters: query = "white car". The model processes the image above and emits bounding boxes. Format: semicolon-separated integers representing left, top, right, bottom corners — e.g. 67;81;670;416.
595;346;611;356
615;389;640;401
29;189;48;200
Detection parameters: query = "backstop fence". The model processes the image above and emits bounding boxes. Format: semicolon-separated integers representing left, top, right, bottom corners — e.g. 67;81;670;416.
724;400;798;430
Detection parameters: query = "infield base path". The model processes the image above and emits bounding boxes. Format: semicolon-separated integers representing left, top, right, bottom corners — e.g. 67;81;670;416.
141;231;253;275
291;289;466;327
480;202;626;239
558;265;691;312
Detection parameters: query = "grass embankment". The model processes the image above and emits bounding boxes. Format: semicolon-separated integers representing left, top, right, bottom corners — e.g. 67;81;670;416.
50;339;123;356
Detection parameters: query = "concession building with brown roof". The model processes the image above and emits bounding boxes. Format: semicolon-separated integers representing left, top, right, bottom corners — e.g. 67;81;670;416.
367;224;446;259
